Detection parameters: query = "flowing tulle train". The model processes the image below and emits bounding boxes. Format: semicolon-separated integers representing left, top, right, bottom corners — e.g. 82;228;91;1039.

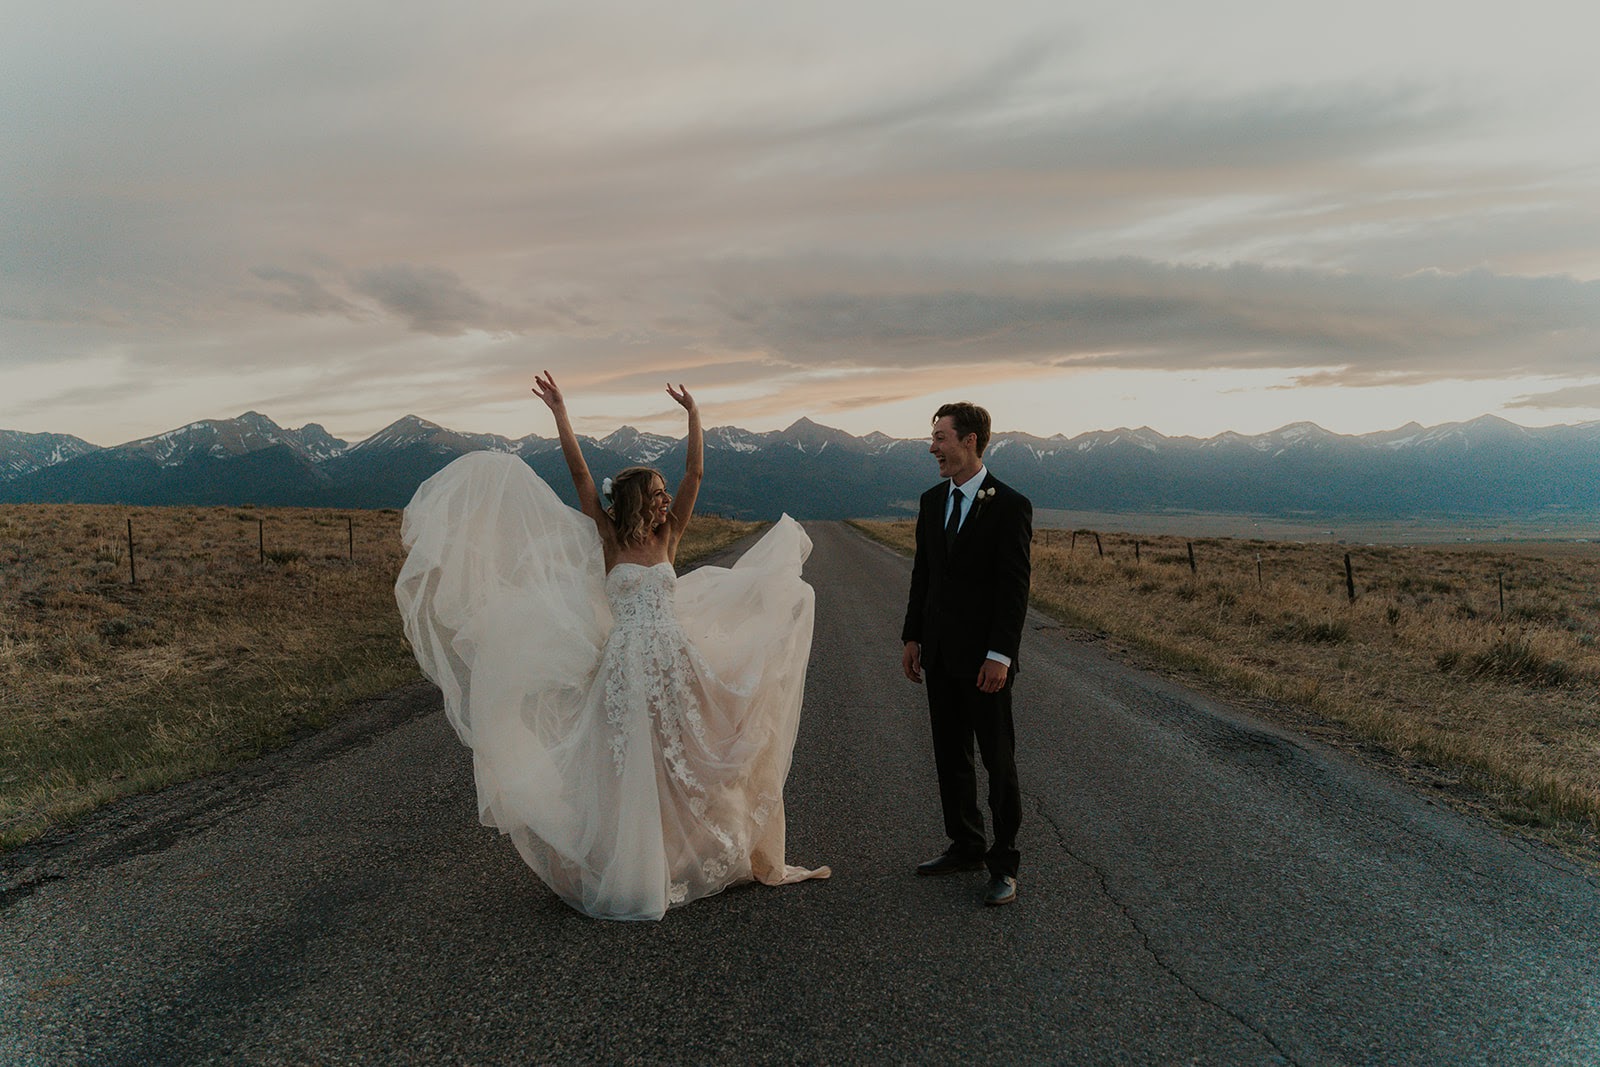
395;452;827;920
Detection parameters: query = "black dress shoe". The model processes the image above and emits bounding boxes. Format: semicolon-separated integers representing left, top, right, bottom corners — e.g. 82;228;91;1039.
916;852;986;876
984;875;1018;906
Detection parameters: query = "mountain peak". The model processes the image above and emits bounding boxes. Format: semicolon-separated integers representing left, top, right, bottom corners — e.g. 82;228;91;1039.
600;425;676;462
112;411;309;466
1267;421;1336;437
291;422;350;460
388;414;444;433
1460;414;1527;434
776;417;862;455
354;414;520;456
706;425;770;453
0;429;101;479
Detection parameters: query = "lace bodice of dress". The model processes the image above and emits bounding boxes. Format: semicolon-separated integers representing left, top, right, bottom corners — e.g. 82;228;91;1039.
605;562;679;632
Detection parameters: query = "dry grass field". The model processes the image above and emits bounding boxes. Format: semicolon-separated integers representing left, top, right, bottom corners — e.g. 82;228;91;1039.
854;520;1600;862
0;503;759;849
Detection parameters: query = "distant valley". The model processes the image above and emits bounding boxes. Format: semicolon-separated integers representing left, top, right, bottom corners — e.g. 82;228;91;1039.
2;411;1597;527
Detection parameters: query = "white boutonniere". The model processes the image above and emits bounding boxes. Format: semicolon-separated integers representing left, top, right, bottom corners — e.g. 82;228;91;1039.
967;485;997;522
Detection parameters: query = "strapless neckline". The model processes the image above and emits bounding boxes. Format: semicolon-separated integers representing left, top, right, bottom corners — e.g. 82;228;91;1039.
609;561;674;575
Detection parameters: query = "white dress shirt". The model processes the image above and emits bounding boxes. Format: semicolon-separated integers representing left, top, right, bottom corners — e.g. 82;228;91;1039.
944;466;987;532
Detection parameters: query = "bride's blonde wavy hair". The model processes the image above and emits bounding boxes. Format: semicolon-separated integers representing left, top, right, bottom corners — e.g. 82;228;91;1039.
607;466;667;547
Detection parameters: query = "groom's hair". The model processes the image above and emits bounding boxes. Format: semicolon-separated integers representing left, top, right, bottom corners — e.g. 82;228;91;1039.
933;402;991;455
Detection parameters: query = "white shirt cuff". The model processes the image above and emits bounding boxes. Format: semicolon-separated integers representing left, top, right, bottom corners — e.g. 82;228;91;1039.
985;651;1012;668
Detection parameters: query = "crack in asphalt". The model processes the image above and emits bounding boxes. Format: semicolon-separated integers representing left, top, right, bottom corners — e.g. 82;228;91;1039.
1028;792;1303;1067
1500;833;1599;879
0;871;63;912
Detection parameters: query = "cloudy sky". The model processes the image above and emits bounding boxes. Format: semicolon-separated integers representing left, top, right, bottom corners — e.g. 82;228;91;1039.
4;0;1598;446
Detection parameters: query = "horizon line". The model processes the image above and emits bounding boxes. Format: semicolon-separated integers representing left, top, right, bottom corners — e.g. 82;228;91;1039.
6;408;1600;453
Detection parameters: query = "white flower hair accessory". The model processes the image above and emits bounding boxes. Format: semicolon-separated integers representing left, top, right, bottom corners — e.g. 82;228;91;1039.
601;476;614;502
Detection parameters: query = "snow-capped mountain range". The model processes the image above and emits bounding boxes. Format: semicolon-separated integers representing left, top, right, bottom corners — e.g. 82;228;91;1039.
113;411;351;467
1;411;1596;521
0;429;101;479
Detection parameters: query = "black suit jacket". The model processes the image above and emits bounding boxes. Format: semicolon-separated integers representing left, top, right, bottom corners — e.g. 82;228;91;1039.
901;472;1033;680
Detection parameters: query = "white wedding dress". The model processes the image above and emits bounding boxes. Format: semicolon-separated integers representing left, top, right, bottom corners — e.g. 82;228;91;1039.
395;452;828;920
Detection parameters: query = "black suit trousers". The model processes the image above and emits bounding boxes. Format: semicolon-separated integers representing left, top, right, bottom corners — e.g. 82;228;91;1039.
925;668;1021;878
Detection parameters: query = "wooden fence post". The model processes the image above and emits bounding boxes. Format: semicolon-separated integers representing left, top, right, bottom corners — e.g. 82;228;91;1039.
1093;532;1103;557
1186;542;1197;574
1134;541;1141;563
1344;553;1356;603
127;518;136;586
347;516;354;561
258;518;265;565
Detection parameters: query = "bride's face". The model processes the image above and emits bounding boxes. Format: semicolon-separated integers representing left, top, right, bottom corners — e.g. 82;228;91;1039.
648;475;672;527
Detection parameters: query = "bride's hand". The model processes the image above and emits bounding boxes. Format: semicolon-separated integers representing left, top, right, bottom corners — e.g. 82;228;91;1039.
667;383;696;413
532;371;565;410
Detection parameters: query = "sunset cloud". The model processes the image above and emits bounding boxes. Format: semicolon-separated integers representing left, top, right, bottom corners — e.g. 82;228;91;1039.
349;265;501;336
2;1;1598;443
249;267;359;319
1507;382;1600;411
708;259;1600;378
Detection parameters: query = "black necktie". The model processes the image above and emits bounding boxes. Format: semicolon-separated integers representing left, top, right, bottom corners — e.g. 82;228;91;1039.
944;487;963;549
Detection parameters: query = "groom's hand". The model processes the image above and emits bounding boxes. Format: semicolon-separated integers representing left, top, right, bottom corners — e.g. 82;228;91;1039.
976;659;1008;694
902;641;923;684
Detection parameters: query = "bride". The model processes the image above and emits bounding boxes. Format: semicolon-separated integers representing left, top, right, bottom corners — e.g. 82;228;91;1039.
395;372;829;920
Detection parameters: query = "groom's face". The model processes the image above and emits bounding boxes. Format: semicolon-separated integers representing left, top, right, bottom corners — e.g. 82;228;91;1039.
929;416;981;482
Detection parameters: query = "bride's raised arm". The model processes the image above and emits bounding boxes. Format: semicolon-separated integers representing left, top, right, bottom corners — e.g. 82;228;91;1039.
667;383;702;539
532;371;611;533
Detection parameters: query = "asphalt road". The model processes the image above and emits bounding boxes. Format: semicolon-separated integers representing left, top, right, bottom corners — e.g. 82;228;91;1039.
4;521;1599;1065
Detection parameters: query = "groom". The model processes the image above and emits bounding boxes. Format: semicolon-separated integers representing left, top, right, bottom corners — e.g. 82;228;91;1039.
901;402;1033;907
